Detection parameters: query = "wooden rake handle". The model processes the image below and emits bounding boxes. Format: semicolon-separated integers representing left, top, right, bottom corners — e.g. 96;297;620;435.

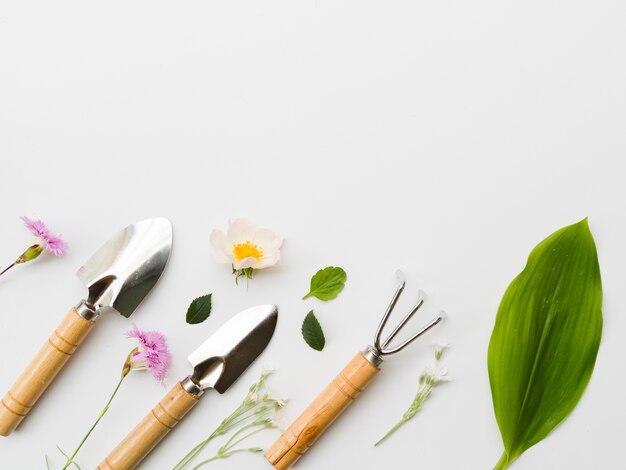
98;382;199;470
265;352;380;470
0;308;95;436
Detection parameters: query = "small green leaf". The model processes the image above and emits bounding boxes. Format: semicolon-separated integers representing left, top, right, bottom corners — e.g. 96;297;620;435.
186;294;213;325
302;266;347;301
302;310;325;351
488;219;602;469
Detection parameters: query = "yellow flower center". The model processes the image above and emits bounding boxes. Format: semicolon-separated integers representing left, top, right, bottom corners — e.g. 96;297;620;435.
233;241;263;262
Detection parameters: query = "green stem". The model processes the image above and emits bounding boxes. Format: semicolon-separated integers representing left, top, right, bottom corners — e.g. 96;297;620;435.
374;383;432;447
193;455;221;467
374;420;406;447
226;409;261;429
192;448;255;468
172;402;262;470
172;425;229;470
222;426;266;453
0;263;15;277
220;403;259;429
493;452;511;470
219;422;258;452
173;440;209;470
62;375;126;470
187;422;269;469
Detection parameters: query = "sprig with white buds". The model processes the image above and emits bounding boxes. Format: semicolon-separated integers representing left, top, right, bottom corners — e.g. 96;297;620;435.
174;369;287;469
374;341;451;447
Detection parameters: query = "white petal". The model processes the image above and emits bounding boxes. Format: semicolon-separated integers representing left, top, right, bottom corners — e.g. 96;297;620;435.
431;339;450;350
235;256;258;269
209;230;232;264
226;219;257;245
253;228;283;255
261;366;275;377
252;251;281;269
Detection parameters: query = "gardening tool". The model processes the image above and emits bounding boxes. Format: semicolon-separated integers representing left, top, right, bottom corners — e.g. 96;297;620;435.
265;271;446;469
97;304;279;470
0;218;173;436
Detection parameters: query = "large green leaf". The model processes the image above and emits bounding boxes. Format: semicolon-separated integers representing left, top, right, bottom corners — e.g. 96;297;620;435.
488;219;602;469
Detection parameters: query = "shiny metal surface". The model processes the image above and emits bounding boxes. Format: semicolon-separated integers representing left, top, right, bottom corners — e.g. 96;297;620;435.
361;345;384;367
188;304;278;394
76;218;173;318
75;300;98;321
365;270;446;365
181;375;204;396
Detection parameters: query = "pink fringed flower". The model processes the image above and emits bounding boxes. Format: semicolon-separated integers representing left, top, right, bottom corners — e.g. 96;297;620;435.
126;325;172;384
21;216;67;256
1;216;68;278
59;326;172;468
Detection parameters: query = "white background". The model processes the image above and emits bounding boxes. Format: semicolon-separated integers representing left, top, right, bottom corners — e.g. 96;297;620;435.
1;1;625;469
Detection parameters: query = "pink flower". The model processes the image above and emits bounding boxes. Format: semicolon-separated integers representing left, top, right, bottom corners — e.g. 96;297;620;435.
20;216;67;256
126;325;172;385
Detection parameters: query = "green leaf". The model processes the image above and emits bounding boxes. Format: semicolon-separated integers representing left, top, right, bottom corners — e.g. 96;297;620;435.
488;219;602;469
302;266;347;301
186;294;213;325
302;310;325;351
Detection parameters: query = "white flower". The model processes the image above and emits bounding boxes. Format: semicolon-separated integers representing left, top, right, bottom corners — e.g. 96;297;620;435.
260;366;276;379
263;393;288;408
431;339;450;360
431;339;449;351
210;219;283;271
423;363;452;385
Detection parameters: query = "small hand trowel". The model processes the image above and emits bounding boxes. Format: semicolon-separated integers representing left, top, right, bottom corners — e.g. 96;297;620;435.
0;218;173;436
97;304;278;470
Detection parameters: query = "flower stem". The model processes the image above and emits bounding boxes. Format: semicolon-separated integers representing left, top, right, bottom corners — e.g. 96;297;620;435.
192;448;255;468
219;422;258;452
62;375;126;469
374;420;406;447
172;402;263;470
222;425;266;453
174;371;282;470
192;427;267;470
172;425;227;470
173;440;208;470
374;383;432;447
0;263;15;277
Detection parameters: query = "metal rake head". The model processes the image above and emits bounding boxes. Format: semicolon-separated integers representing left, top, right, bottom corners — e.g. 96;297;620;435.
372;270;446;358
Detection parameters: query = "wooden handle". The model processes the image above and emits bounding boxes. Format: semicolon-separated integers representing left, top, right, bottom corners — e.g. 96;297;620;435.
97;382;199;470
0;308;95;436
265;352;380;469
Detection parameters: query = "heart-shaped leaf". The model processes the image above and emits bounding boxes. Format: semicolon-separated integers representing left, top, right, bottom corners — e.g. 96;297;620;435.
302;266;347;301
302;310;325;351
488;219;602;469
186;294;213;325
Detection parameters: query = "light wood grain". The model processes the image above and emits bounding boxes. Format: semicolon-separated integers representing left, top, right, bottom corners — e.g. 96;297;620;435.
265;352;380;469
97;381;199;470
0;308;95;436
